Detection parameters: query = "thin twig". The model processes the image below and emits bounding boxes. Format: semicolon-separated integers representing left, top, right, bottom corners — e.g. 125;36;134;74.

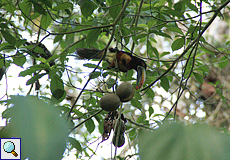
126;118;154;130
206;100;223;121
70;109;103;133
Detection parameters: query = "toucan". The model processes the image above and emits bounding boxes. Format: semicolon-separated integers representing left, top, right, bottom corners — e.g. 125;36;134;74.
75;48;146;89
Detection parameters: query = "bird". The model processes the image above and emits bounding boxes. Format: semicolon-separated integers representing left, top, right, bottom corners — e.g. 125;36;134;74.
75;48;146;89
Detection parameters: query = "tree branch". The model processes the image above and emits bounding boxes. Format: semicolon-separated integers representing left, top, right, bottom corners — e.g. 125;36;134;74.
67;0;131;119
141;0;230;92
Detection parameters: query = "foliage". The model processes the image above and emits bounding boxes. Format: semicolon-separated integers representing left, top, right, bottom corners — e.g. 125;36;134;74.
139;122;230;160
0;0;230;159
0;96;69;159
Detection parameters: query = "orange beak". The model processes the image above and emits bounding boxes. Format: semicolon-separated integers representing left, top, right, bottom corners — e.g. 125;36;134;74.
135;65;146;90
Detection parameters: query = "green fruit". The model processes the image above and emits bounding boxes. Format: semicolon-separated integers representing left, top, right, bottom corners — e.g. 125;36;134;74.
112;134;125;147
100;93;121;111
116;82;135;102
113;119;126;136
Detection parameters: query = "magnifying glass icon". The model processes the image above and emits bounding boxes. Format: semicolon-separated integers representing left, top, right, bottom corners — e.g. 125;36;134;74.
3;141;18;157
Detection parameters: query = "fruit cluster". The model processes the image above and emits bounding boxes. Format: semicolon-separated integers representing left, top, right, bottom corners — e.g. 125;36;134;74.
102;111;127;148
100;82;135;111
100;82;134;148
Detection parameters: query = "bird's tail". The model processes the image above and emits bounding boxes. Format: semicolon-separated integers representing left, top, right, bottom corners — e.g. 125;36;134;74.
75;48;104;60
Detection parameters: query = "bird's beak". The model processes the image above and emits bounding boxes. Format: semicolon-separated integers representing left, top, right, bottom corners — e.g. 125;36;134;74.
136;65;146;90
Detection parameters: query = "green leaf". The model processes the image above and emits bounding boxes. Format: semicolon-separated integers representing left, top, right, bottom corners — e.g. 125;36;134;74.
98;120;104;134
184;58;194;77
67;137;82;152
2;107;13;119
147;40;157;58
1;30;16;46
129;128;137;141
121;26;131;44
106;77;116;88
109;0;123;20
89;71;101;79
120;70;135;81
4;2;15;13
15;39;27;48
147;20;155;29
139;122;230;160
193;72;204;84
19;1;32;20
137;115;146;123
24;45;44;56
166;27;184;35
83;63;102;69
160;76;170;92
132;34;147;44
54;35;64;44
219;56;228;69
65;34;74;47
102;71;117;78
174;1;185;12
81;1;96;18
19;65;46;77
85;118;95;134
148;106;154;117
146;88;155;100
200;45;215;55
171;37;184;51
2;96;69;160
86;28;101;47
39;0;52;8
52;89;66;102
36;57;46;64
195;63;209;74
90;97;96;106
186;1;198;12
159;51;170;58
53;2;73;11
41;14;52;30
30;12;41;20
130;27;146;32
133;91;142;100
50;74;65;101
0;23;9;29
13;52;26;67
0;43;15;51
33;2;46;15
131;98;142;110
163;8;184;19
26;73;46;85
149;30;172;39
158;0;166;6
95;92;103;98
46;54;59;66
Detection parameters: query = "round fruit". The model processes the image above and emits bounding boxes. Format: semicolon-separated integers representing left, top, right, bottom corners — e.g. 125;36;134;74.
100;93;121;111
116;82;135;102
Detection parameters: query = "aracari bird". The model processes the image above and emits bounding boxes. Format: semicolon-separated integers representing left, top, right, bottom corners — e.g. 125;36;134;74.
75;48;146;89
